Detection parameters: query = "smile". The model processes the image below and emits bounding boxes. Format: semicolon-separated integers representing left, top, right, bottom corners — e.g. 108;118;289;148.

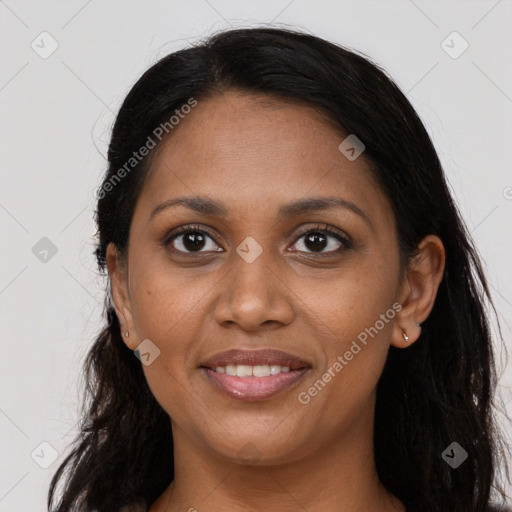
200;366;310;401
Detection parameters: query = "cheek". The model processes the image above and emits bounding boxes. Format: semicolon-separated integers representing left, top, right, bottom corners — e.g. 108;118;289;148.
304;267;397;404
129;267;200;392
130;259;200;337
314;264;397;346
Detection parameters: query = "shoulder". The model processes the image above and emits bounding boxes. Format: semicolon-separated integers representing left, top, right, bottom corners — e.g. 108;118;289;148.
408;504;512;512
119;504;148;512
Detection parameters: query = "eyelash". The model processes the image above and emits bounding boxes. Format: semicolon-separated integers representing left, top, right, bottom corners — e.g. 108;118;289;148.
162;223;352;256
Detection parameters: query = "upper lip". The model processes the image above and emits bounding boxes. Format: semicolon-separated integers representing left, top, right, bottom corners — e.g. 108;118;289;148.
200;349;311;370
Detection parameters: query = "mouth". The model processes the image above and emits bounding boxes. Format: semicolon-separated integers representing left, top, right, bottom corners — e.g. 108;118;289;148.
199;349;311;402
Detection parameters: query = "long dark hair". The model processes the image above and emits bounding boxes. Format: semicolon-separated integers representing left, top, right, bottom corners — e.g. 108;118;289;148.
48;27;510;512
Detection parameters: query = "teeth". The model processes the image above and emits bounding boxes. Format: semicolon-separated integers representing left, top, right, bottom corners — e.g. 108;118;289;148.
253;365;270;377
270;365;282;375
214;364;292;376
225;364;237;376
236;364;253;377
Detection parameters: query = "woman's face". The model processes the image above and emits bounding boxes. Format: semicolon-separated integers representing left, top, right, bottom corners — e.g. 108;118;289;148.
110;91;409;465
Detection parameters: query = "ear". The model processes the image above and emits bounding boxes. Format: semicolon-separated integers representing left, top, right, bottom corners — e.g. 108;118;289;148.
391;235;446;349
106;242;138;350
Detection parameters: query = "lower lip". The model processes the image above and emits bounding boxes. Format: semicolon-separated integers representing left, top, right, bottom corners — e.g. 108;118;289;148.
201;367;310;401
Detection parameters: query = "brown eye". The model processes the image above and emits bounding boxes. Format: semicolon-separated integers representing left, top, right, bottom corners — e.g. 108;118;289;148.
164;225;222;254
290;225;352;254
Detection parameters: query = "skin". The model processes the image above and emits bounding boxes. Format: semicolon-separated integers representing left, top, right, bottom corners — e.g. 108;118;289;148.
107;91;445;512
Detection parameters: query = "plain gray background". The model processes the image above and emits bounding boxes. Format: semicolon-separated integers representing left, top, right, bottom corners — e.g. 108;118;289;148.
1;1;511;510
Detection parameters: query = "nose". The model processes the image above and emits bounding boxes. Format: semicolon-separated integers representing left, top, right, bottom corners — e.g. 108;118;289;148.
212;251;295;332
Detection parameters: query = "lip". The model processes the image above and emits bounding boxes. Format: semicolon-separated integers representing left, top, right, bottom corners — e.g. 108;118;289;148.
201;366;310;402
200;348;311;370
198;348;311;402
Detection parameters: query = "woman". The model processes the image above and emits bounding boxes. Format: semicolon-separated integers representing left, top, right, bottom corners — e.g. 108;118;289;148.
47;27;510;512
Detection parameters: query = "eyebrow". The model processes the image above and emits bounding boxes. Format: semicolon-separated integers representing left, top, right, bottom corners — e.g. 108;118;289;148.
149;195;371;226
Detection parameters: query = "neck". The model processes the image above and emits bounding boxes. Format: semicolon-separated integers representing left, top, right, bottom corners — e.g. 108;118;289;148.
150;403;405;512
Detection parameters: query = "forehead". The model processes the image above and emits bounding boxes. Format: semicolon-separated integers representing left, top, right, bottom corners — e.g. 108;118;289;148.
135;91;391;225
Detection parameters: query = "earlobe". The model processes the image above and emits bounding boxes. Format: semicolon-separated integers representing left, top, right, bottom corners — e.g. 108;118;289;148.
391;235;445;349
395;322;422;348
118;303;137;350
106;242;137;350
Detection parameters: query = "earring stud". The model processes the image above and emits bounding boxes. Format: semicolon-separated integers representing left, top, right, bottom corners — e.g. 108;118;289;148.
125;331;129;338
402;331;409;342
